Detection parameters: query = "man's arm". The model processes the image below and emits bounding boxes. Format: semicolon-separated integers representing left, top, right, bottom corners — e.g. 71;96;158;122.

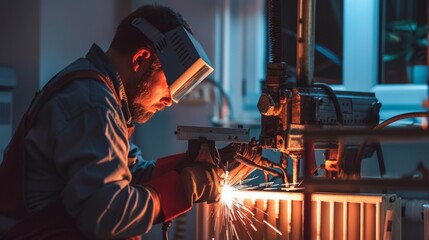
53;106;159;239
128;143;156;183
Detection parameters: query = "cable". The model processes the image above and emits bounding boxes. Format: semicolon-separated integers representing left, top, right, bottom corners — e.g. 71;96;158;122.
355;111;429;175
375;142;386;176
313;82;344;126
374;111;429;130
162;221;172;240
313;82;345;175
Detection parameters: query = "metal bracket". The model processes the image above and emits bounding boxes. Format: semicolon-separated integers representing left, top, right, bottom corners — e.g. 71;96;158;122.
175;125;250;142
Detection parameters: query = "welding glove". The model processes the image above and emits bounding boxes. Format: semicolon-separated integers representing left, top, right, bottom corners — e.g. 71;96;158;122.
180;162;223;204
218;140;263;185
181;143;224;204
142;146;223;223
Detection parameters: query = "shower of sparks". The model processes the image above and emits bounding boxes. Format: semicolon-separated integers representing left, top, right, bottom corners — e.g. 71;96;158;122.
213;171;283;240
263;220;283;236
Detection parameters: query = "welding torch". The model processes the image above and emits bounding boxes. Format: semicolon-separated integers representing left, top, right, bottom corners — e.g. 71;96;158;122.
236;155;287;183
175;125;291;194
217;137;289;186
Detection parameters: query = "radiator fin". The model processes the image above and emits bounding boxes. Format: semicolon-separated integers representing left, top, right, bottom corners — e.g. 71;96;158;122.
204;192;401;240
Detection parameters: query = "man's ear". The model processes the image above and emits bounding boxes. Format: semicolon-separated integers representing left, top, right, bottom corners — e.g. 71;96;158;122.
132;48;151;72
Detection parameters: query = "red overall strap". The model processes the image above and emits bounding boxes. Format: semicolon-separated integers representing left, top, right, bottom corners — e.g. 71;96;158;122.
0;70;123;239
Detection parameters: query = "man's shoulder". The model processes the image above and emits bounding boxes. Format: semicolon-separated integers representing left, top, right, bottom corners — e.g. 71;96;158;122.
57;78;120;118
35;76;124;138
44;61;122;123
35;56;126;131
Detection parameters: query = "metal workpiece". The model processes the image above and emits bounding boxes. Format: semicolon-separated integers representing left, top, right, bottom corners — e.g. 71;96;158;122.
175;125;250;143
296;0;316;87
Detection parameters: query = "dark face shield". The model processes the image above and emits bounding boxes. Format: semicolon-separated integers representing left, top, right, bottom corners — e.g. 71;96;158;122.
131;18;214;103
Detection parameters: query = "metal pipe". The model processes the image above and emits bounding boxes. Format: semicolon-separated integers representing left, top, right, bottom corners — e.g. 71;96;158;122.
296;0;316;87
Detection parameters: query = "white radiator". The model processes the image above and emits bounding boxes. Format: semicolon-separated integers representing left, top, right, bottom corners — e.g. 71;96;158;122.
198;191;401;240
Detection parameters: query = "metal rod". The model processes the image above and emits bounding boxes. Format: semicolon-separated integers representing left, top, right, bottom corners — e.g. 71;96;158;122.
296;0;316;87
291;155;301;184
303;127;429;142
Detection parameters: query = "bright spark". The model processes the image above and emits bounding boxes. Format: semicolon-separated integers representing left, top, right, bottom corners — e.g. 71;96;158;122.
250;224;257;231
214;172;283;239
220;184;235;208
263;220;283;235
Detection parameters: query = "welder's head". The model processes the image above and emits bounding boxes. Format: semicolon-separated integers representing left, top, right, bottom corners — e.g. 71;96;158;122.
109;4;213;123
111;5;192;58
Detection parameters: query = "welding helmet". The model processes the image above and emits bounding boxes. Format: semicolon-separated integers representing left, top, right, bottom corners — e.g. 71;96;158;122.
131;18;214;103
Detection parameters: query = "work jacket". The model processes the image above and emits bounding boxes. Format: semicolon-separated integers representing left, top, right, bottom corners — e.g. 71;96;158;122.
0;44;191;239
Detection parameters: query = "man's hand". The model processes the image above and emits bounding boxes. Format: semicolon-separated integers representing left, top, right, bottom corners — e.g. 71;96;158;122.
218;140;262;185
180;162;223;205
142;152;223;222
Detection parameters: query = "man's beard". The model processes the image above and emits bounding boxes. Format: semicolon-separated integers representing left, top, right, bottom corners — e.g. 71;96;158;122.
131;108;154;124
129;78;153;124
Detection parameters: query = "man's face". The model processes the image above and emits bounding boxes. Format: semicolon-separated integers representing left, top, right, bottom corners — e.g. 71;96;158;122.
129;68;172;123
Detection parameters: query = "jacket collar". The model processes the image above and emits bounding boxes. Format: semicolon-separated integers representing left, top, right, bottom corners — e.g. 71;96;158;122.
85;44;133;127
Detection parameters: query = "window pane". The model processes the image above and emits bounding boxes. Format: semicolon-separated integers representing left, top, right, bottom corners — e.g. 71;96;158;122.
379;0;428;84
281;0;343;84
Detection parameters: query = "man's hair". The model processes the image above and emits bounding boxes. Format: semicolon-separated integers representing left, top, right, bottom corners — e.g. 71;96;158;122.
110;4;192;55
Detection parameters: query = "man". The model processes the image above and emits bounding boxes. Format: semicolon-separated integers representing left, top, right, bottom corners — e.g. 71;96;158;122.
0;4;223;239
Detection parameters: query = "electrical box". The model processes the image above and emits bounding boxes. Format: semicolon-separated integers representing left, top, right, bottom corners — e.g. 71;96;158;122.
0;66;16;164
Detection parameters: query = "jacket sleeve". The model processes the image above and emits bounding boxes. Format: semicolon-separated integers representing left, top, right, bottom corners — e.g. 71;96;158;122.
52;106;159;239
128;143;156;183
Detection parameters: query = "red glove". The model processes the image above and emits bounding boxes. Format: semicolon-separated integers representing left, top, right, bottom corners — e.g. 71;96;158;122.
143;171;192;223
142;147;223;223
152;153;188;177
143;162;223;223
